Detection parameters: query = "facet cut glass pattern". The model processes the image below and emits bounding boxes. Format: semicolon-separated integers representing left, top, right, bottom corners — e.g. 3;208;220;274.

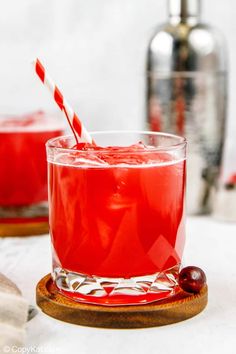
53;265;180;306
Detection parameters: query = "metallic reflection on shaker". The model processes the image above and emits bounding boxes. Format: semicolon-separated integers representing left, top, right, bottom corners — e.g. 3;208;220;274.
146;0;227;214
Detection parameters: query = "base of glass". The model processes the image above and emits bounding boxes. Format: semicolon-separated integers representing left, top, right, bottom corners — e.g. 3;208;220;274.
53;265;180;306
0;202;48;220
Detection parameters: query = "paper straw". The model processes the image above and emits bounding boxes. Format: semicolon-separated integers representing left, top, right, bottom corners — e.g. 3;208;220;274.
33;58;93;144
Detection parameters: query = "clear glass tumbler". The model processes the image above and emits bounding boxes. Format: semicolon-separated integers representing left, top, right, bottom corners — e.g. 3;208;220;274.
47;131;186;306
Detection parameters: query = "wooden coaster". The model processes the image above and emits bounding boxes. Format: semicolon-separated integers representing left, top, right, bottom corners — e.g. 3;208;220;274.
0;220;49;237
36;274;208;328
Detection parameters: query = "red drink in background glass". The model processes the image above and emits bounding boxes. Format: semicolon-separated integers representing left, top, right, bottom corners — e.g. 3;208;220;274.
0;111;64;221
47;132;186;306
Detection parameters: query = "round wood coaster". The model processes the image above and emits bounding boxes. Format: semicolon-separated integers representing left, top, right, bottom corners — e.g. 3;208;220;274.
36;274;208;328
0;220;49;237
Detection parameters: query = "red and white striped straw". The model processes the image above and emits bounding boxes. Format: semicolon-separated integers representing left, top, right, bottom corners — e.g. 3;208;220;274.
33;58;93;145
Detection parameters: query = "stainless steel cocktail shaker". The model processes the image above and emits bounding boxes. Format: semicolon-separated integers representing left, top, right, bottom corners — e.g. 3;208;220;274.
146;0;227;214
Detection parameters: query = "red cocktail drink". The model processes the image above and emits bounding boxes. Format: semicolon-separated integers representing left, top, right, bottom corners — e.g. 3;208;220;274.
0;112;64;221
47;132;186;305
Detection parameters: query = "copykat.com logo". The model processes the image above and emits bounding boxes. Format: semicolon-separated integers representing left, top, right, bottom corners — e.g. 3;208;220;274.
3;346;60;353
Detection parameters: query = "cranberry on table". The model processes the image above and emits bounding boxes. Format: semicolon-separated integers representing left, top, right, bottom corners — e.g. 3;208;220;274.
179;266;206;293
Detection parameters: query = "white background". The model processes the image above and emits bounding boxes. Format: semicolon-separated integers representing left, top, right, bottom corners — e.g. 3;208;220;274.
0;0;235;171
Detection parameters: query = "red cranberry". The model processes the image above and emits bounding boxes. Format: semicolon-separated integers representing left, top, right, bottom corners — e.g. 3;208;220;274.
179;266;206;293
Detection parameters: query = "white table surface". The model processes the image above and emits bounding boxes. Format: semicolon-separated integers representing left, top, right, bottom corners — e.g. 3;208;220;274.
1;216;236;354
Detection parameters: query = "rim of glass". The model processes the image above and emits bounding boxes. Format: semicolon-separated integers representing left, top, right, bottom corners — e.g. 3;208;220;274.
46;130;187;153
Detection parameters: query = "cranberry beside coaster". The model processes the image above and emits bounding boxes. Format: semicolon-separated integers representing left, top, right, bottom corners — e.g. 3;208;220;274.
36;274;208;329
